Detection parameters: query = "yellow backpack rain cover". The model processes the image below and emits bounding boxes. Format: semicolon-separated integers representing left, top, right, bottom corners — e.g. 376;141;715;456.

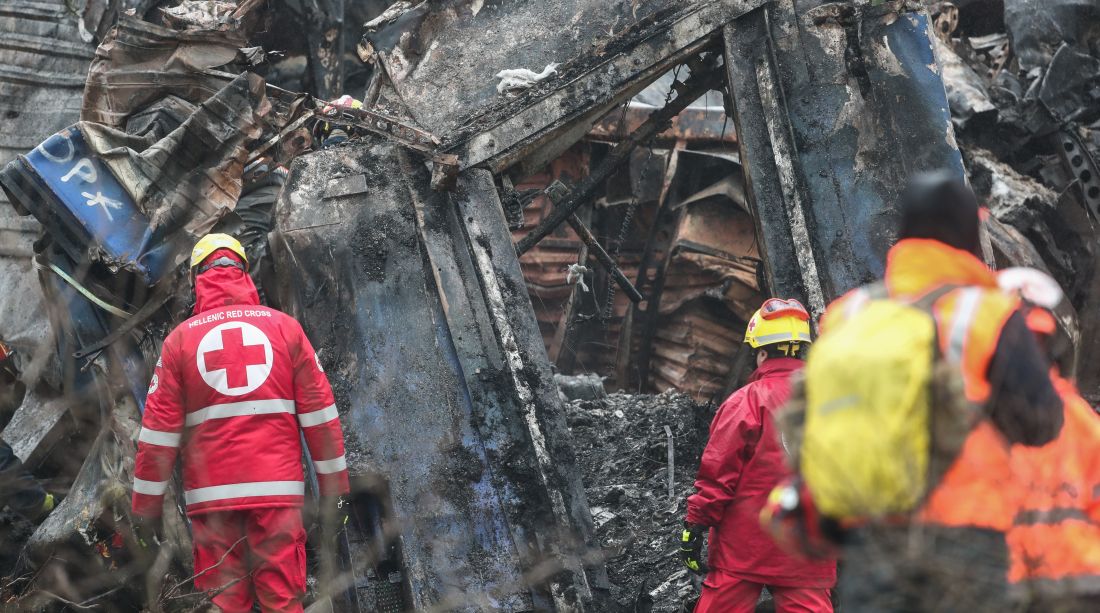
801;298;937;520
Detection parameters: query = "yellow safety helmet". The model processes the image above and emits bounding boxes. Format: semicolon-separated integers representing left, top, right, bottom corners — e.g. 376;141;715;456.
744;298;812;350
190;233;248;273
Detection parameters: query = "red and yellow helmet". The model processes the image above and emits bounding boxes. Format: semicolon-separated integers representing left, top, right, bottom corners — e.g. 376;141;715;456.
744;298;812;349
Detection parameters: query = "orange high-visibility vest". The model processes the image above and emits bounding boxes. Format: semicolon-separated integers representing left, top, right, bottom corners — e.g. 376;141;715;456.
1006;375;1100;598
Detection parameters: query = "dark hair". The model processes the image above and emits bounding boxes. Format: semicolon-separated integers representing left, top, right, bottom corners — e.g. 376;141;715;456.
762;342;807;360
897;170;980;255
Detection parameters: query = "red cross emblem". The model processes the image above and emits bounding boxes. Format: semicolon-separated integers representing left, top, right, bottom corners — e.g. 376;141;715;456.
196;322;273;396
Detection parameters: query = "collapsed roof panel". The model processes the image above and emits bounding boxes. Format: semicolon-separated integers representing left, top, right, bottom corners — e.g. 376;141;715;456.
2;11;305;285
363;0;767;172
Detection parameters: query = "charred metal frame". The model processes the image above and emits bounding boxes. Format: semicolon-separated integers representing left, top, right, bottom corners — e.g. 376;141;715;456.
514;60;725;256
722;0;964;310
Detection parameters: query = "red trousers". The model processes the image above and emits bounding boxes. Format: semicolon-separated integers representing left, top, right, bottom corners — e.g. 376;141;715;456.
191;508;306;613
695;569;833;613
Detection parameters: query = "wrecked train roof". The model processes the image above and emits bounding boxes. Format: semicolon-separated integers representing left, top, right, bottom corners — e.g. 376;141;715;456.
362;0;765;172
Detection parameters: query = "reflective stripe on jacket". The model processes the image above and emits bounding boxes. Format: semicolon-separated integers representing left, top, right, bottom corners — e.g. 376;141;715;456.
132;255;350;517
1007;374;1100;598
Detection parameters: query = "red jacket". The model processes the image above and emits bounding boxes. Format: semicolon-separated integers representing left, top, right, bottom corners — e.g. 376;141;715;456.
687;358;836;587
132;254;350;517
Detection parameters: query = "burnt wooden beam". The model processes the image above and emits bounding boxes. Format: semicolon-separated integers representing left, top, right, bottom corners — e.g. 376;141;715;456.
301;0;346;99
545;181;644;304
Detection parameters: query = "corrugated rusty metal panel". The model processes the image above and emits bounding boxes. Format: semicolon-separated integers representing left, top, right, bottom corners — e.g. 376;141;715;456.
651;303;743;401
511;137;760;399
514;148;589;347
647;195;761;401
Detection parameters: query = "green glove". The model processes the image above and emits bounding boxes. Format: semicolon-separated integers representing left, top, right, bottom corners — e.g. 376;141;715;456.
30;493;56;522
679;521;708;575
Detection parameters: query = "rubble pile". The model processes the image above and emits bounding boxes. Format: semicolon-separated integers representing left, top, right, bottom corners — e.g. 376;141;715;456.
565;391;713;611
1;0;1099;610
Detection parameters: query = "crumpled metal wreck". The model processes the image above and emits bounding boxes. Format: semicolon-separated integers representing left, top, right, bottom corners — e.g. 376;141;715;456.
1;0;1098;611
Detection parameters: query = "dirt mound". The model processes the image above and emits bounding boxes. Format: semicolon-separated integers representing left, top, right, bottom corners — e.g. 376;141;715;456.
566;390;715;611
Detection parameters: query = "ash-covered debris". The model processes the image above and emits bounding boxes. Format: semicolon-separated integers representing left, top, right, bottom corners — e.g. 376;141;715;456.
927;0;1100;396
565;390;714;611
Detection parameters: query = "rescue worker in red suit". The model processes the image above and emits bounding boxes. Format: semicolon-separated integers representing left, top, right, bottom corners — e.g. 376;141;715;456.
681;299;837;612
131;234;350;612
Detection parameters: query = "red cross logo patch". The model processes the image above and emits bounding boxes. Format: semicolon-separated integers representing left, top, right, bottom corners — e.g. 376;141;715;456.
196;322;273;396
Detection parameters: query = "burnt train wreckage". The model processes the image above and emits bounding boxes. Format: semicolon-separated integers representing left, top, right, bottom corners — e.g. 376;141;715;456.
0;0;1091;611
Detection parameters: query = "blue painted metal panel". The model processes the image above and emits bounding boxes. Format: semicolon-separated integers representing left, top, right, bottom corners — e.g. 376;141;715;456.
7;126;173;285
791;9;965;294
725;3;966;305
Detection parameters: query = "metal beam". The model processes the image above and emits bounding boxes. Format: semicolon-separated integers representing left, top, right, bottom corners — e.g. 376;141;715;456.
515;61;724;255
721;1;965;308
443;0;768;172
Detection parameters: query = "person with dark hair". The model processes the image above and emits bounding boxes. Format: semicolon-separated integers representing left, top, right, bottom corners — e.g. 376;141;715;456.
775;171;1064;612
999;268;1100;612
680;298;836;613
895;169;983;255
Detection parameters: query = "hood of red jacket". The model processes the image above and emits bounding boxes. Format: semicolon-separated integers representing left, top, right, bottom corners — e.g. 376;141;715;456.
193;249;259;315
748;356;804;384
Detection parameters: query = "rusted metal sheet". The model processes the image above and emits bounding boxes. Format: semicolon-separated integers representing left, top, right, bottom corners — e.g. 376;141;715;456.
81;16;249;128
723;0;965;310
651;303;744;400
643;194;761;402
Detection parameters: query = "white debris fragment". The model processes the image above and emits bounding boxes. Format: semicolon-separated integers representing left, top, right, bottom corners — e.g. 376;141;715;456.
160;0;238;29
77;17;94;43
495;63;560;94
590;506;617;529
566;263;590;292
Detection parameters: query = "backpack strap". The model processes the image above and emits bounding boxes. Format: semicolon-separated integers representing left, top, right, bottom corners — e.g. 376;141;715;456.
910;284;961;313
838;282;888;321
